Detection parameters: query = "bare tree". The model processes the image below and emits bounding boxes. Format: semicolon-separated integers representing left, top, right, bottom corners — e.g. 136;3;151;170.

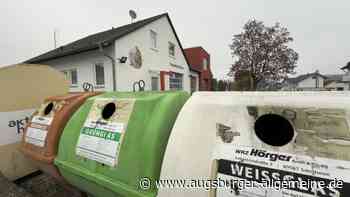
229;19;298;90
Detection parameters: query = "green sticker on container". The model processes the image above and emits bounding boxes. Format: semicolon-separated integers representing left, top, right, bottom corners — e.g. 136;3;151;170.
76;98;135;167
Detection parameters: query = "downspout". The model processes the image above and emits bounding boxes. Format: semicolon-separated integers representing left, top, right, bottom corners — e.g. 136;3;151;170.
98;42;117;91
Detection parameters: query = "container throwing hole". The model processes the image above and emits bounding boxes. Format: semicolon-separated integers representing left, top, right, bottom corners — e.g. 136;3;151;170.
102;103;116;120
254;114;294;147
44;102;54;115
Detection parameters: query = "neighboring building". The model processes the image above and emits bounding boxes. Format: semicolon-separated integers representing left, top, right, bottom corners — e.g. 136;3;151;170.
324;74;349;91
184;47;213;91
324;62;350;91
283;65;350;91
25;13;195;93
340;62;350;84
282;70;327;91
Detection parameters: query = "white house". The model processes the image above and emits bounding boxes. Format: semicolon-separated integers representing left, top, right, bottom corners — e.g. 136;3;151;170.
324;63;350;91
324;74;349;91
282;70;327;91
25;13;199;93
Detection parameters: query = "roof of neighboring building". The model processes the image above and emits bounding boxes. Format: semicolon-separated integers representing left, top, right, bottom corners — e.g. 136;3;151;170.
323;74;349;86
25;13;192;71
184;46;210;56
341;62;350;70
184;47;211;74
324;74;343;81
285;71;327;84
188;65;201;73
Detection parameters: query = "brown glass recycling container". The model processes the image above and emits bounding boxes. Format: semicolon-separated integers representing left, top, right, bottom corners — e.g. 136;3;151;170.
21;92;100;195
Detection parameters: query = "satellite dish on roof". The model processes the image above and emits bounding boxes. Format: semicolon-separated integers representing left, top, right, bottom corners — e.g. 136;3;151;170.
129;10;137;23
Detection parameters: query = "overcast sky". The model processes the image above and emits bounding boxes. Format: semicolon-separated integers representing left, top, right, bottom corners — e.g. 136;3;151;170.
1;0;350;79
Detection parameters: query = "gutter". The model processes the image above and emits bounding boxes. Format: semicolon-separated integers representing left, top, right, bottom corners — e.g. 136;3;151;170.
98;42;116;91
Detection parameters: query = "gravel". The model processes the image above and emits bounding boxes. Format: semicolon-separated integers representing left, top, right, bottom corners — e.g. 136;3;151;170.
0;172;76;197
0;172;33;197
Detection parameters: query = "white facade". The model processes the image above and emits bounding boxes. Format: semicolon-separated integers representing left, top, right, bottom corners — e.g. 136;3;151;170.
297;75;325;89
282;75;326;91
41;16;193;93
325;81;350;91
325;70;350;91
114;16;191;92
42;49;114;92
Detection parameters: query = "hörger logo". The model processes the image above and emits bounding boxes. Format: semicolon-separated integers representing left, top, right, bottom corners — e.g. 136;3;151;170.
250;149;292;162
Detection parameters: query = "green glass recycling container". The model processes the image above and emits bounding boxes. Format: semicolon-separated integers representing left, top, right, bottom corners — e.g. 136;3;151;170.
54;91;189;197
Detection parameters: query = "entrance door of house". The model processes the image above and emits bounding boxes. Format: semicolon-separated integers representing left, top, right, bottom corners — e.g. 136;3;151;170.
151;76;159;91
191;76;197;93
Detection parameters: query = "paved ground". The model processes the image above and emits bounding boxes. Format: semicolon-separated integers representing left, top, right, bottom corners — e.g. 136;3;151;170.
0;172;32;197
0;172;74;197
17;173;70;197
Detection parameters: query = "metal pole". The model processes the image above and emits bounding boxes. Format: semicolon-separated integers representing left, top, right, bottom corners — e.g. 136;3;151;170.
98;43;117;91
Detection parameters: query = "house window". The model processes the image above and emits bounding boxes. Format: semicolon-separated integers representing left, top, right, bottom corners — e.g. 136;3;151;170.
168;42;175;57
151;76;159;91
203;58;208;70
169;73;183;90
62;69;78;86
95;63;105;86
150;30;157;49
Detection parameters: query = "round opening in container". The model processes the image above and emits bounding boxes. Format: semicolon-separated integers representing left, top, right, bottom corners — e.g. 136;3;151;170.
254;114;294;147
44;102;54;116
102;102;116;120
